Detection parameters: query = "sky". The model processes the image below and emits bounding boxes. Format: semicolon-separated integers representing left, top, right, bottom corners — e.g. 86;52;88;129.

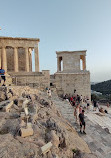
0;0;111;82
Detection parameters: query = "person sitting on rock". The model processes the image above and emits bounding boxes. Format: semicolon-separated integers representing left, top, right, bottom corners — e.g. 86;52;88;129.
79;110;86;134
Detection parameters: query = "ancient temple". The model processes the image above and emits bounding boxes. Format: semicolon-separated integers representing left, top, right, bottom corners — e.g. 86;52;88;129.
0;37;39;72
54;50;91;99
0;37;50;88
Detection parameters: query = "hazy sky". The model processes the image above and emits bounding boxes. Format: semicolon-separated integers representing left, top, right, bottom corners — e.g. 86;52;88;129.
0;0;111;82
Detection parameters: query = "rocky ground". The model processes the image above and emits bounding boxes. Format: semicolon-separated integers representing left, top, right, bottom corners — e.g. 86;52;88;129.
0;86;97;158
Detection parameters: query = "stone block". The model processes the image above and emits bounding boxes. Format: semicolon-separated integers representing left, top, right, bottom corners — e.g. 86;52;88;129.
18;98;25;107
40;142;52;155
20;127;33;137
20;112;26;120
27;123;32;128
24;107;29;115
3;101;13;112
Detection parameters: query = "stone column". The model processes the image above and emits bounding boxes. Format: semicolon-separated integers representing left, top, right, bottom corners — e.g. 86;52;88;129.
29;48;32;72
57;57;59;72
14;47;18;72
57;57;61;72
1;47;7;72
83;55;86;70
25;47;29;72
34;44;39;72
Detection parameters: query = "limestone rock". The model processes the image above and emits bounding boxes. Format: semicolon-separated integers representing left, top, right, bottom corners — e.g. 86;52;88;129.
50;130;60;147
0;91;6;102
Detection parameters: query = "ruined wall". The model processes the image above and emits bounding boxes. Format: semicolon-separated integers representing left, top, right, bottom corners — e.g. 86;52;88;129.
55;72;91;99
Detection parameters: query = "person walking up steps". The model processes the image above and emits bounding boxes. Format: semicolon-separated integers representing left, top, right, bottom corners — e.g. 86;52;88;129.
79;110;86;134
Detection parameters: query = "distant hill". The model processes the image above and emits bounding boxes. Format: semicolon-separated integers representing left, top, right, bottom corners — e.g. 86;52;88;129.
91;80;111;95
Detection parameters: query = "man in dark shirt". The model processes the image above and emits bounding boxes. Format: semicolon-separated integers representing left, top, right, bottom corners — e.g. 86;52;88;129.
79;110;86;134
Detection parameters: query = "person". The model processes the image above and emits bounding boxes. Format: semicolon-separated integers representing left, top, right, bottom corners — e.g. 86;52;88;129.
74;104;80;123
0;67;6;86
79;105;82;113
46;87;49;95
86;98;90;110
79;110;86;134
77;94;80;103
48;88;51;99
106;102;110;113
93;100;97;111
80;95;83;104
70;96;73;105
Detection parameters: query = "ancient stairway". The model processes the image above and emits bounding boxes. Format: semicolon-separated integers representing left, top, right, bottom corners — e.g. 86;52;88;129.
50;93;111;158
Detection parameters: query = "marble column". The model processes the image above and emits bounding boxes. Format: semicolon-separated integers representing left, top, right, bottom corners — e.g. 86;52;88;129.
57;57;61;72
82;55;86;70
57;57;59;72
57;57;62;72
29;48;32;72
25;47;29;72
1;47;7;72
34;44;39;72
14;47;18;72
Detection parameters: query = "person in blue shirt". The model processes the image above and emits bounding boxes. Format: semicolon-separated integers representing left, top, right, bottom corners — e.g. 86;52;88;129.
0;67;6;86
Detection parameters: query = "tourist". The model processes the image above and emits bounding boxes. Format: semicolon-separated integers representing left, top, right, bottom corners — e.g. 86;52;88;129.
79;110;86;134
93;100;97;111
48;88;51;99
46;87;49;95
86;98;90;110
70;96;73;105
75;103;80;123
0;67;6;86
80;95;83;104
76;94;80;103
106;102;110;113
72;100;76;106
83;96;86;103
79;105;82;114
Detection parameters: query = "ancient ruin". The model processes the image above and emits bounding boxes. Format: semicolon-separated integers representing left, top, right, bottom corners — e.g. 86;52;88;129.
54;50;91;99
0;36;91;98
1;36;110;158
0;37;50;88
